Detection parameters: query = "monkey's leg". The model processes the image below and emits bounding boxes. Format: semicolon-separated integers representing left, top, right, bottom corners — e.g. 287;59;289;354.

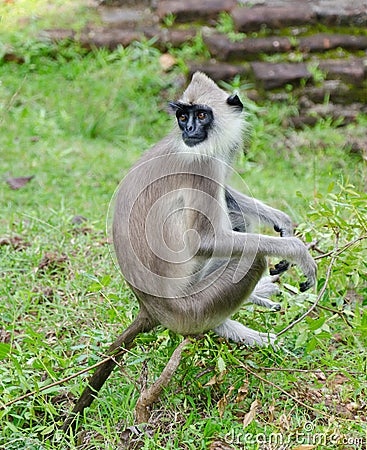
176;258;277;347
206;265;278;346
214;319;276;347
62;311;155;433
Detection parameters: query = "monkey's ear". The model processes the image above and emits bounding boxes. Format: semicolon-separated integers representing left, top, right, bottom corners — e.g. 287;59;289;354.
227;94;243;111
168;101;183;114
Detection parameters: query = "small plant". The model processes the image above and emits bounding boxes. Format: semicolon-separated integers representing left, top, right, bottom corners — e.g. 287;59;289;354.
172;32;211;63
308;62;327;84
216;12;247;42
216;12;235;34
162;13;176;27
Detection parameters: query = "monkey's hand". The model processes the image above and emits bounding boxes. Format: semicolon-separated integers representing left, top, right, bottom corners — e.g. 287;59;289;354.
271;213;293;276
291;238;317;292
273;213;293;237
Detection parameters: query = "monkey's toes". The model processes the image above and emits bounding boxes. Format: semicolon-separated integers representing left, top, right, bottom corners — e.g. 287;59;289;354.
270;260;290;275
271;303;281;312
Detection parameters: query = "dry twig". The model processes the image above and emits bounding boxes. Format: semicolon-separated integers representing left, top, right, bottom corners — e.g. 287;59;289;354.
235;360;331;419
233;360;362;424
314;234;366;261
255;367;365;376
306;300;354;329
0;76;27;126
0;354;118;410
135;338;191;423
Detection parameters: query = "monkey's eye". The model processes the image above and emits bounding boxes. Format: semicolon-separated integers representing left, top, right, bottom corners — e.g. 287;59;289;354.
197;111;207;120
178;114;187;122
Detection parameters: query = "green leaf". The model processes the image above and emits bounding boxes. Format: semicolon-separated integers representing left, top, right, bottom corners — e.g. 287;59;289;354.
40;424;55;435
305;337;317;353
315;331;331;340
283;283;298;294
308;316;326;331
0;343;11;360
295;330;308;349
217;356;226;373
356;310;367;337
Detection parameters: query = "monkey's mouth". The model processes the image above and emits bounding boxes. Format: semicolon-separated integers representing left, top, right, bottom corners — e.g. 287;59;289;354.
184;138;202;147
182;134;205;147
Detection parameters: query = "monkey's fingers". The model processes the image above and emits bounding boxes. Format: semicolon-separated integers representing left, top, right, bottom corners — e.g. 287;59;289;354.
299;257;317;292
299;279;314;292
273;224;292;237
270;260;290;276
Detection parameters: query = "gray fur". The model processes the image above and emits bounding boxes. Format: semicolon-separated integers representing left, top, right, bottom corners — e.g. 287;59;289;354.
113;72;317;347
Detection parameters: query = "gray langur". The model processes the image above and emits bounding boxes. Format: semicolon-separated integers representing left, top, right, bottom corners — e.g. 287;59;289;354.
62;73;317;431
113;72;317;347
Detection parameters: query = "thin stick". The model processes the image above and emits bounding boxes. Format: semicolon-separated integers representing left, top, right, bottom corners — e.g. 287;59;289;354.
277;235;339;337
0;354;119;410
314;234;366;261
236;360;362;424
1;315;153;412
135;338;191;423
236;361;331;420
305;300;354;329
254;367;365;376
0;76;27;126
174;366;215;395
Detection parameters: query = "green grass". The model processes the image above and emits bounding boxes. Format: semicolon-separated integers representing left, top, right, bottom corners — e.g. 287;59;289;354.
0;0;98;34
1;2;367;449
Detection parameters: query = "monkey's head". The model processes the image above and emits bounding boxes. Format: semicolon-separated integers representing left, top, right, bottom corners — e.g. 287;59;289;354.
169;72;246;158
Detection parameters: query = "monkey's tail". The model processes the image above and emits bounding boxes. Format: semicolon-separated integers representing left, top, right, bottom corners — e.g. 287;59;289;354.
61;310;155;434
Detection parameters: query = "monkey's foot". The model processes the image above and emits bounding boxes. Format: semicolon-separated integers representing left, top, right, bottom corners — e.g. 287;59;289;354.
248;275;281;310
214;319;276;347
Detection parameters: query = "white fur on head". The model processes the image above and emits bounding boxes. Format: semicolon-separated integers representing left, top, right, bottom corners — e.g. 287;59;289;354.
176;72;247;161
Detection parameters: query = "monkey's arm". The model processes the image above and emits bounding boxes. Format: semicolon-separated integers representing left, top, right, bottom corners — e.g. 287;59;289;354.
225;186;294;237
199;230;316;292
225;186;294;275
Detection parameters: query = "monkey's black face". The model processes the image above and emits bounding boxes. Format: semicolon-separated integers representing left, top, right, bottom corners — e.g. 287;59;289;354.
169;102;214;147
